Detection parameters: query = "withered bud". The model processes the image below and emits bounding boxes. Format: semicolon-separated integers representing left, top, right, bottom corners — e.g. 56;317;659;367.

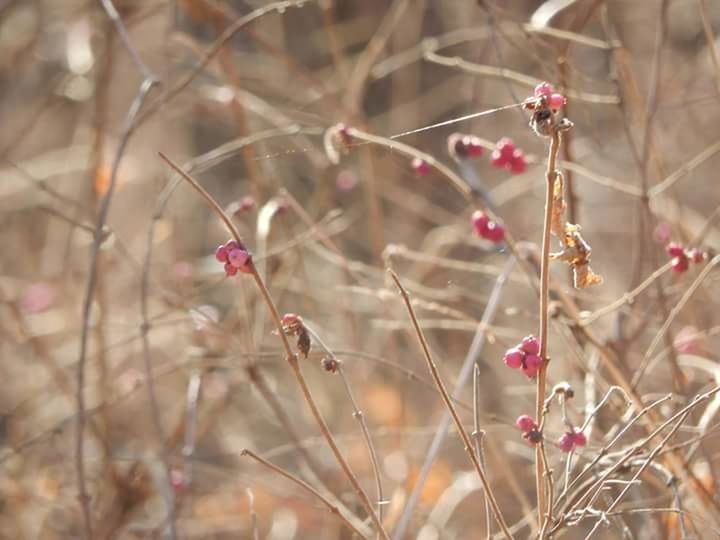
552;382;574;399
321;356;340;373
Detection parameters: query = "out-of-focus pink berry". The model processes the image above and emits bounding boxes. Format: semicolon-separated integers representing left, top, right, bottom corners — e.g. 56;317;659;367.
224;239;239;251
228;248;249;268
471;210;490;237
224;262;238;276
666;242;685;258
412;157;431;176
490;149;506;168
515;415;537;433
653;222;672;244
496;138;516;160
558;432;575;453
448;134;484;159
19;282;56;314
464;135;484;158
572;429;587;447
173;261;193;281
689;248;706;264
509;153;527;174
548;93;567;110
674;325;702;354
238;195;256;212
336;169;358;192
170;469;185;493
504;348;524;369
215;245;229;263
671;256;689;273
485;221;505;243
520;335;540;355
534;82;554;98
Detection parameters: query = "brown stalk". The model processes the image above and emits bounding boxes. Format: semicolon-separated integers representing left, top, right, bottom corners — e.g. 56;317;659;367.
388;270;513;540
535;129;561;531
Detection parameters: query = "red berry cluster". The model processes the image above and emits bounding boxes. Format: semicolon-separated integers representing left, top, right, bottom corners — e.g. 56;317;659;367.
447;132;484;159
490;138;527;173
515;415;542;445
471;210;505;244
557;428;587;453
503;335;543;378
215;239;252;276
666;242;706;273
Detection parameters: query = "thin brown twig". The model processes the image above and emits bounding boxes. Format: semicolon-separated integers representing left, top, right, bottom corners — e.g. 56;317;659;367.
241;449;369;539
388;269;513;540
75;77;157;540
157;152;389;540
303;323;385;533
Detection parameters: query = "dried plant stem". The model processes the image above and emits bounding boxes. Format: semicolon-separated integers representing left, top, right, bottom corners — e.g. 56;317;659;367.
389;270;513;540
304;324;385;533
241;449;369;539
535;129;561;531
157;153;388;540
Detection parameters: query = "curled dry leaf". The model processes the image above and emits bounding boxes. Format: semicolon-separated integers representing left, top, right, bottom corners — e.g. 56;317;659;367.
551;223;603;288
281;313;311;359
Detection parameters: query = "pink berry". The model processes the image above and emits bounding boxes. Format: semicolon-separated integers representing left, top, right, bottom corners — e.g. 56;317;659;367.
228;248;249;268
471;210;490;237
653;222;672;244
224;240;239;252
496;138;516;160
515;415;537;433
671;255;689;273
215;245;229;263
520;335;540;355
534;82;554;98
523;354;543;378
674;325;702;354
282;313;299;326
170;469;185;493
572;429;587;447
558;432;575;453
412;157;430;176
238;195;255;212
239;263;253;274
485;221;505;243
689;248;706;264
19;282;55;314
224;262;238;277
548;93;566;110
490;149;507;168
509;151;527;174
666;242;685;258
336;169;358;192
465;135;484;158
504;348;524;369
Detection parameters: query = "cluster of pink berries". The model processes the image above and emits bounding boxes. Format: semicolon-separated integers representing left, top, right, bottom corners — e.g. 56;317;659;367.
215;239;252;277
666;242;706;273
490;137;527;173
448;133;484;159
503;335;544;378
471;210;505;244
528;82;566;111
515;415;542;445
557;428;587;453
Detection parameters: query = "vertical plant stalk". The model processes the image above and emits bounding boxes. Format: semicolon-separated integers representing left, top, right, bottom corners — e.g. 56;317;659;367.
536;129;561;531
157;153;389;540
389;270;513;540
